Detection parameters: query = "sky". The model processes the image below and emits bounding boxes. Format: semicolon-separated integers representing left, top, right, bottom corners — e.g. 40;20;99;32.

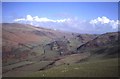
2;2;119;34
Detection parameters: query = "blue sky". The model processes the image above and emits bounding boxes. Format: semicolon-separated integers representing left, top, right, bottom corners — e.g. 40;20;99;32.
2;2;119;34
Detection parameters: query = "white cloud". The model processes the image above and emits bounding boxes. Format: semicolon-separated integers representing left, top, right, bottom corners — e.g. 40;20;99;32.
26;15;33;21
56;18;70;23
34;16;56;22
89;16;119;29
90;16;110;24
14;15;70;23
110;20;120;29
14;18;26;22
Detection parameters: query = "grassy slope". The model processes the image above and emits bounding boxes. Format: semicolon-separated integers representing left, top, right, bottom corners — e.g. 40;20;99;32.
3;61;53;77
30;58;118;77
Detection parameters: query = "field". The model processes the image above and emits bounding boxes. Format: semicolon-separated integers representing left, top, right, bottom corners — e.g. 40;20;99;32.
29;58;118;77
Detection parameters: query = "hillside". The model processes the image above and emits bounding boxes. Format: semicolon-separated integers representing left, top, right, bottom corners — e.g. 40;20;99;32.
2;23;119;77
77;32;119;58
2;23;96;67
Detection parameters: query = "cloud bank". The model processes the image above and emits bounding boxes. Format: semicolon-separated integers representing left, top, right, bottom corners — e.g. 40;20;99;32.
14;15;119;34
14;15;70;23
